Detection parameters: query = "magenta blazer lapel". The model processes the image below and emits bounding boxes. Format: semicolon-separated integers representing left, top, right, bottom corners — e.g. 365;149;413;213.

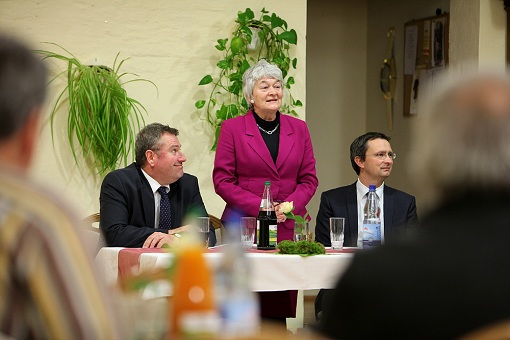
276;115;294;171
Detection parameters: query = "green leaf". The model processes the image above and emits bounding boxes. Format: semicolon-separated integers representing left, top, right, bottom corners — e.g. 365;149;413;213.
245;8;255;20
230;36;245;55
195;100;205;109
218;38;228;47
216;104;228;120
294;216;305;224
228;81;242;95
292;58;297;69
281;18;288;30
277;29;298;45
286;77;295;85
294;100;303;107
240;59;251;74
271;13;283;29
198;75;213;85
240;26;252;38
237;8;254;24
226;104;239;119
217;60;229;69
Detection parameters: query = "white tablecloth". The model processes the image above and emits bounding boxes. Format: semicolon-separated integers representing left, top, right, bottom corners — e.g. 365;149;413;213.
95;246;354;292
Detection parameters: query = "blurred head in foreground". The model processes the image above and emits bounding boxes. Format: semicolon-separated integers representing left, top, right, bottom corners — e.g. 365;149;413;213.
0;34;120;339
0;34;47;170
411;73;510;205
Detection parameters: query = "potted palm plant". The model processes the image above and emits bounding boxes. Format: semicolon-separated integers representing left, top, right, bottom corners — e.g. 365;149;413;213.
35;43;157;177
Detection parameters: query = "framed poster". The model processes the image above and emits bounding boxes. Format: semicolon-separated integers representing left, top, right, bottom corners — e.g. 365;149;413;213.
403;13;449;116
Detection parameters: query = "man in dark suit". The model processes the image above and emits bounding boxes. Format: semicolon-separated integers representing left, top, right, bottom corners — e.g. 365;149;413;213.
318;75;510;339
314;132;418;319
315;131;418;247
100;123;216;248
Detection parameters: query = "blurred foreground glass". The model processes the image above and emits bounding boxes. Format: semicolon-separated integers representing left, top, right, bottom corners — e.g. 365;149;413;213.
240;217;256;249
194;216;210;248
330;217;345;250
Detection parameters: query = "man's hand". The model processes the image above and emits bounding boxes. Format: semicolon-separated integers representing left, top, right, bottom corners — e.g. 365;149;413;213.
168;224;197;234
142;232;179;248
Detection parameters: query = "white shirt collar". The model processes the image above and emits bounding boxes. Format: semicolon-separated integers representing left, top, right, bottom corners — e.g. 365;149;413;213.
141;168;169;194
356;179;384;199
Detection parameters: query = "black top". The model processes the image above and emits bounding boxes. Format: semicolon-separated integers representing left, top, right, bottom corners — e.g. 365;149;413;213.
253;111;280;163
318;191;510;339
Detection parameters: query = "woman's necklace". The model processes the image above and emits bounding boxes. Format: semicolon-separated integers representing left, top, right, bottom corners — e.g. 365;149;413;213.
257;123;279;135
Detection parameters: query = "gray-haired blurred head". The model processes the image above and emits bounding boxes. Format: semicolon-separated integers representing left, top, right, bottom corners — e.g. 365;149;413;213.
242;59;284;110
411;73;510;204
0;34;47;141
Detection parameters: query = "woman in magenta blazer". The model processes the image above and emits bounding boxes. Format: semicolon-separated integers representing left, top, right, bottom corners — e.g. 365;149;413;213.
213;59;318;320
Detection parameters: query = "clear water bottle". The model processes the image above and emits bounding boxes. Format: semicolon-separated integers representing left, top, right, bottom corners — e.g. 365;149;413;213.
257;181;277;249
215;241;260;336
362;184;381;249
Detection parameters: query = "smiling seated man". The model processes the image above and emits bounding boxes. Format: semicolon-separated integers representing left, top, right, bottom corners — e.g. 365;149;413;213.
100;123;216;248
313;131;418;320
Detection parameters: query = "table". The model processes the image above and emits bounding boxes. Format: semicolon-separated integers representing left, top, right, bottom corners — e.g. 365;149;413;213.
95;245;355;292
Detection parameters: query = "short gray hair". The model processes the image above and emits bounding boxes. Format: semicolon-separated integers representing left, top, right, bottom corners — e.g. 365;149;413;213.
411;73;510;203
0;34;47;141
242;59;284;109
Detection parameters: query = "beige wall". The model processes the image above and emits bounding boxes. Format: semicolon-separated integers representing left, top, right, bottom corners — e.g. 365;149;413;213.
364;0;450;214
306;0;452;224
0;0;307;218
1;0;507;225
307;0;507;223
306;1;368;225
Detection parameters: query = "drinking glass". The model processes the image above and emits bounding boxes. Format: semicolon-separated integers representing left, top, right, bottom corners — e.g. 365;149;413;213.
240;217;257;249
330;217;345;250
194;216;210;248
293;221;309;242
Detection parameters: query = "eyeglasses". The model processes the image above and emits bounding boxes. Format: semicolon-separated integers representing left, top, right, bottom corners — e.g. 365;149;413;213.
364;152;397;160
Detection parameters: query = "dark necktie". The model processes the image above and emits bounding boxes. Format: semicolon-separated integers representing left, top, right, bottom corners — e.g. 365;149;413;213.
158;186;171;229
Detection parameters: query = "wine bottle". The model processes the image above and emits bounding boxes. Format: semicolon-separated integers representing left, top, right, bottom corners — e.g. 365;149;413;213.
257;181;277;250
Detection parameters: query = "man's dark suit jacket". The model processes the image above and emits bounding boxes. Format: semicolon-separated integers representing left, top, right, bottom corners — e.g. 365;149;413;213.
100;163;216;248
315;182;418;247
314;181;418;320
319;192;510;339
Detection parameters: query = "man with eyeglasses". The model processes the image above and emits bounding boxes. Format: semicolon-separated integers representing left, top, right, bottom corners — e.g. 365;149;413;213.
314;131;418;319
318;75;510;339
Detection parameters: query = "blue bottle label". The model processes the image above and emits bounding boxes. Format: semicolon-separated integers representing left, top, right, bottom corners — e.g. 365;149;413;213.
362;223;381;249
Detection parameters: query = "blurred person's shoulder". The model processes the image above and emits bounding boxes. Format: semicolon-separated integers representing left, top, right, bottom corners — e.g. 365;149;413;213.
0;167;83;242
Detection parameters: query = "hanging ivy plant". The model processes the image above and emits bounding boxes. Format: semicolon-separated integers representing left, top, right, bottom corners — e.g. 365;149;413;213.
195;7;302;150
35;43;157;177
